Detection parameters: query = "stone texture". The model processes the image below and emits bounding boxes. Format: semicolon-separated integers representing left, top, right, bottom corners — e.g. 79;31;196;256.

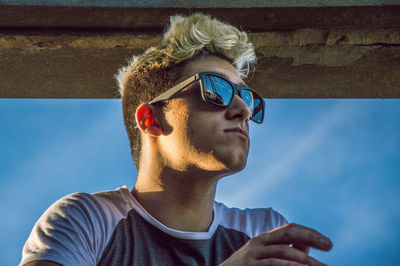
0;34;162;49
250;29;400;67
1;6;400;30
1;5;400;98
2;30;399;98
251;46;400;98
1;47;138;98
2;0;398;8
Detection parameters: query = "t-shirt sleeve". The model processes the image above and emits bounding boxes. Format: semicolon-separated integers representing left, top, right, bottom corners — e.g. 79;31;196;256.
20;193;101;266
215;202;288;238
245;207;288;237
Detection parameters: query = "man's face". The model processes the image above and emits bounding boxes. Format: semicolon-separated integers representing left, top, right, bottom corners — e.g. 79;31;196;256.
157;56;252;175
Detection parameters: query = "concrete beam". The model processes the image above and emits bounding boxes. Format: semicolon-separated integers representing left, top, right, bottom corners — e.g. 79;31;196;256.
2;0;399;8
2;5;400;30
1;5;400;98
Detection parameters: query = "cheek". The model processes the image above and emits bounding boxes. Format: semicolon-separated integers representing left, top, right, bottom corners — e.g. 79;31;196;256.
188;112;221;138
187;120;209;146
168;98;226;148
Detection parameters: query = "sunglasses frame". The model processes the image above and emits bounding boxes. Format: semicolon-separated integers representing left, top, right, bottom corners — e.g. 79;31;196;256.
148;72;265;123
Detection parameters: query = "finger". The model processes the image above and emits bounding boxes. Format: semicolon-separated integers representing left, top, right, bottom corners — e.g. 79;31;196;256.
253;244;325;266
260;223;333;251
292;243;310;254
253;258;308;266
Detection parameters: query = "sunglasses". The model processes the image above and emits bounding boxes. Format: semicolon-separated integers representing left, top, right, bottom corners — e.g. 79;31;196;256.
149;72;265;123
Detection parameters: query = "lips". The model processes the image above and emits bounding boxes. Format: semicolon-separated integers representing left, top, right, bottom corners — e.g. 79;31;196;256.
224;127;249;140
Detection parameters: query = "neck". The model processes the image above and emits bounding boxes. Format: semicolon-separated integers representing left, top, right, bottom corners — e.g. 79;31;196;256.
133;162;221;232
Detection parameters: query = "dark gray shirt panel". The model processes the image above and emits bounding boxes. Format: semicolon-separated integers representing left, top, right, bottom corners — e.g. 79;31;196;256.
97;209;250;266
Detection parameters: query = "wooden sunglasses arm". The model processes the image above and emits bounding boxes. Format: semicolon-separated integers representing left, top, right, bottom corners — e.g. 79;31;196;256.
148;74;200;104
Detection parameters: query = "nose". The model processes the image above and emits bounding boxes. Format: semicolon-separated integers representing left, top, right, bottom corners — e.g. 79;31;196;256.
225;94;251;123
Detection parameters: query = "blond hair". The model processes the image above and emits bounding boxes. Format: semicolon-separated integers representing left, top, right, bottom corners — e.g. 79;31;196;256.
116;13;256;169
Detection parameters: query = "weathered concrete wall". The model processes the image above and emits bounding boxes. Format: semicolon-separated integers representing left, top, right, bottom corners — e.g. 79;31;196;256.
2;6;400;30
2;0;399;7
250;29;400;98
1;5;400;98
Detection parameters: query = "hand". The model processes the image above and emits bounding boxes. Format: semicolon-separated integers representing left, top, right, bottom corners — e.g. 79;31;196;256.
219;223;333;266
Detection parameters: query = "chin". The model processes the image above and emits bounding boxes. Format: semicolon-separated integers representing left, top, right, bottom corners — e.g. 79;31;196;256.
206;145;249;172
231;160;247;172
222;153;248;172
229;148;249;170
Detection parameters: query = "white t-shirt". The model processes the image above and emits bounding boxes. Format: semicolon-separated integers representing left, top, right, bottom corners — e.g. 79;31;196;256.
21;186;287;266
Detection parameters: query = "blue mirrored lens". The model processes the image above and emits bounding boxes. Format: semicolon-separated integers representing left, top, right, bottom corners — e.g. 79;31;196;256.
240;90;255;113
204;75;233;105
202;73;264;123
241;89;263;122
252;98;263;122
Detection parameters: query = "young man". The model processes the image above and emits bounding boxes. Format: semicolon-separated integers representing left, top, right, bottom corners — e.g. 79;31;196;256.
21;13;332;266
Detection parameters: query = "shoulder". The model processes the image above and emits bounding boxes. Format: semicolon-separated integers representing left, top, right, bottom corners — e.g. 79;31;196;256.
20;187;134;266
46;186;134;226
214;202;288;238
35;187;132;229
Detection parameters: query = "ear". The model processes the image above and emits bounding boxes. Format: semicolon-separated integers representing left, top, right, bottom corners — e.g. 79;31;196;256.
135;103;163;137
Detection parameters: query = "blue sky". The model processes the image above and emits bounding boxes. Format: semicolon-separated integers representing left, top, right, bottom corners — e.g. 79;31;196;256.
0;99;399;265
